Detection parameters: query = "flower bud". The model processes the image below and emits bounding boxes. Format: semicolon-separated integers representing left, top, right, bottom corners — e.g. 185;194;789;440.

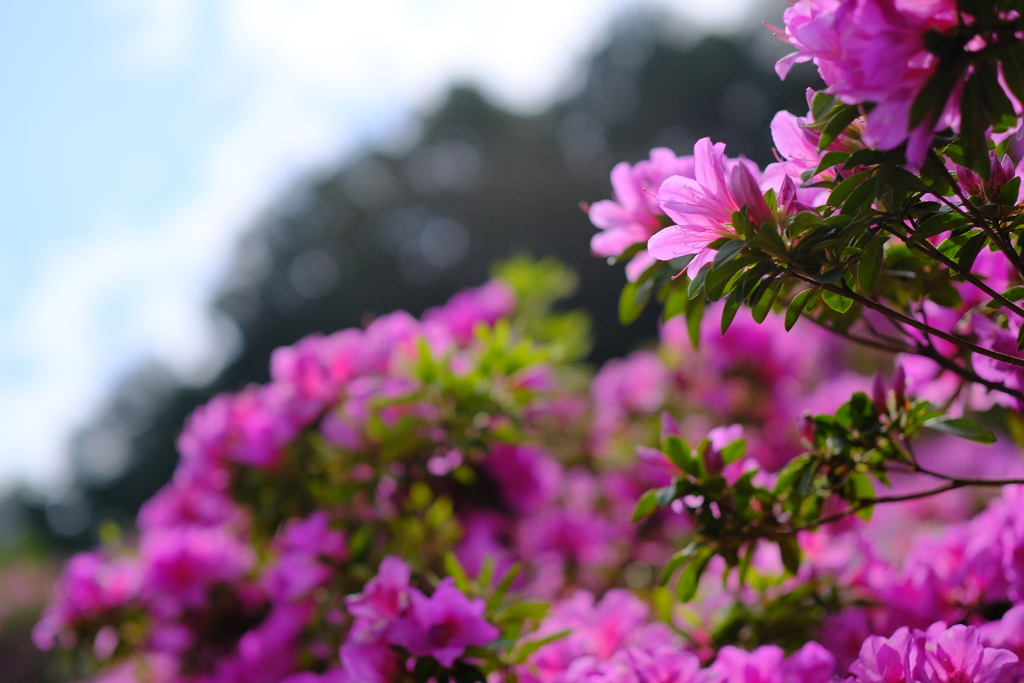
703;444;724;477
892;364;906;407
799;414;816;444
660;411;682;439
871;371;888;416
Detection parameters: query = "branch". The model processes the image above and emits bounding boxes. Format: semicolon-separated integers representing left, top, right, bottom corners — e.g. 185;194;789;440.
790;271;1024;370
928;151;1024;277
886;222;1024;320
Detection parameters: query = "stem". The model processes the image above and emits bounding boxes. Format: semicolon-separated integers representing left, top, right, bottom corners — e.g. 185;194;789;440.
888;223;1024;319
790;271;1024;370
929;151;1024;277
916;345;1024;401
789;472;1024;532
912;465;1024;487
803;314;914;355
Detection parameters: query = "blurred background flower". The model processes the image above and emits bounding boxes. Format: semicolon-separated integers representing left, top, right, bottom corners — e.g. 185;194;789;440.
0;1;821;679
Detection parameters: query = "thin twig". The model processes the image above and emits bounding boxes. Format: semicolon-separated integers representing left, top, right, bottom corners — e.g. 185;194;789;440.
790;271;1024;370
882;222;1024;319
928;151;1024;277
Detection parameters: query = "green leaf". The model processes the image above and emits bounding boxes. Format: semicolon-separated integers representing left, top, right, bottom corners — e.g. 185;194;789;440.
688;265;710;299
1006;409;1024;450
750;277;782;324
705;256;755;301
632;490;660;523
925;417;997;444
822;289;854;313
978;60;1018;127
910;68;958;129
720;439;746;465
488;563;522;611
662;284;689;322
659;542;698;585
686;295;705;349
819;103;861;151
1000;43;1024;107
444;553;471;592
914;211;969;240
841;177;878;216
828;170;873;208
778;535;801;575
676;548;714;602
785;288;816;331
721;291;742;335
619;279;653;325
737;543;756;586
808;150;852;179
960;73;991;175
850;472;876;522
856;245;884;294
811;92;838;121
956;231;988;277
713;240;746;269
1001;176;1022;206
843;148;886;169
664;435;698;476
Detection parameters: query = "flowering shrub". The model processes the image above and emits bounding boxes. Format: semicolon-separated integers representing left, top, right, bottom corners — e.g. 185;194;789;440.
36;1;1024;682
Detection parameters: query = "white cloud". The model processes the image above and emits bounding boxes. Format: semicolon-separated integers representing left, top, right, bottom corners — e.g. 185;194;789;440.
2;0;767;494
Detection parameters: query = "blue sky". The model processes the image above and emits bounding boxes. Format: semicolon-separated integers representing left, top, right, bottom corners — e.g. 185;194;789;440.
0;0;762;492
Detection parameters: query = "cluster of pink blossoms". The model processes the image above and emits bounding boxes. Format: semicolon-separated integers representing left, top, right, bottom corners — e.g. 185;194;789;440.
590;138;817;280
770;0;1024;166
37;270;1024;683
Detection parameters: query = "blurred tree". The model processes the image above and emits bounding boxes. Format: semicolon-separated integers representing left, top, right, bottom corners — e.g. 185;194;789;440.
16;14;819;549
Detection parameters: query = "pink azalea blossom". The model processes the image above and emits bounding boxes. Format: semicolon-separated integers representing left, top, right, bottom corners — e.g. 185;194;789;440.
649;138;806;277
590;148;696;281
385;578;499;667
345;556;412;640
772;0;969;166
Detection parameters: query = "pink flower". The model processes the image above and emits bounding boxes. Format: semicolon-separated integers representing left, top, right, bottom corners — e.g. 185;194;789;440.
590;148;695;281
701;642;835;683
340;640;399;683
422;280;517;344
846;624;1017;683
919;623;1018;683
484;443;562;515
140;526;255;614
345;556;412;640
275;512;347;561
521;589;681;683
385;578;499;667
33;553;142;649
649;138;804;277
848;627;917;683
773;0;966;166
971;315;1024;410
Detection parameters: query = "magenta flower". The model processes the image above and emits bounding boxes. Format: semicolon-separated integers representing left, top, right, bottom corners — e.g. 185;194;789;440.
848;627;917;683
590;148;696;281
954;153;1024;205
33;553;141;649
340;639;399;683
139;526;255;614
423;279;516;344
484;443;562;515
919;623;1018;683
345;556;412;640
773;0;969;166
385;578;499;667
649;138;804;277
